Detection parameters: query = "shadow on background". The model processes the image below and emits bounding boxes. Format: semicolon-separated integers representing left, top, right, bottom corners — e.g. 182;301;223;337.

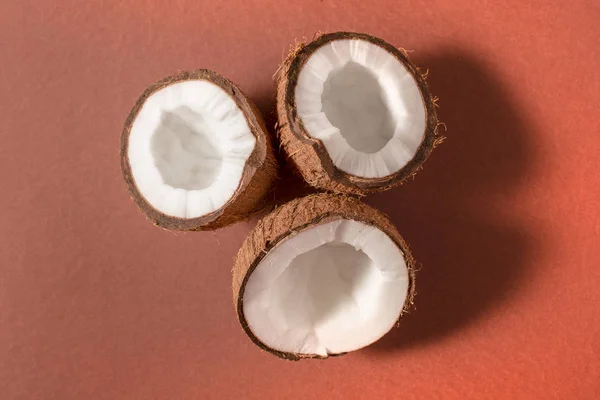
365;51;534;352
250;50;534;352
246;84;316;227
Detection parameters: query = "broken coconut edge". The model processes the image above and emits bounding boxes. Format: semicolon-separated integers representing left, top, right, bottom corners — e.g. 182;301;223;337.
276;31;442;196
120;69;278;231
232;193;416;360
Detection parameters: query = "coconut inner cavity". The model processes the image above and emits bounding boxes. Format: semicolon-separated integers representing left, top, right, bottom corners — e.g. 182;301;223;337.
322;62;394;153
273;242;374;329
127;80;256;219
295;39;426;178
151;106;223;190
242;219;408;357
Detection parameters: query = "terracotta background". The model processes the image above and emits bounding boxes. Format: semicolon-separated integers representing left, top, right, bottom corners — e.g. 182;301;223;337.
1;1;599;399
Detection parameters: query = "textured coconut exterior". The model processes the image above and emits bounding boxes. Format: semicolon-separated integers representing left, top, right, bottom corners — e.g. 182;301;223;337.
233;193;416;360
121;70;277;231
276;32;442;196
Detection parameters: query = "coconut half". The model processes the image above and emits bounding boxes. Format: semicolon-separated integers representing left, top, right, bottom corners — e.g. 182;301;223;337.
276;32;440;196
233;193;415;360
121;70;277;230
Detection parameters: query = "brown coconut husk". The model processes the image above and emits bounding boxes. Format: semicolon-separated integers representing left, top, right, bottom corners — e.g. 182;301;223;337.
232;193;416;360
121;70;277;231
276;32;441;196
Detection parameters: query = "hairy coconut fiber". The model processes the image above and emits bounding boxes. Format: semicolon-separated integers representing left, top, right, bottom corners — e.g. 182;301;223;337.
121;70;277;231
276;32;442;196
233;193;416;360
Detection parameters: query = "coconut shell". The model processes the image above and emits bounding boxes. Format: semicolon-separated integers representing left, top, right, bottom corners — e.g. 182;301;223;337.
121;70;277;231
276;31;441;196
233;193;416;360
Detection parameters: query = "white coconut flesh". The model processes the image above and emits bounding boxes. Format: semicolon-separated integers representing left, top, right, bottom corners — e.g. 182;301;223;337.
127;80;256;218
243;219;409;356
295;39;426;178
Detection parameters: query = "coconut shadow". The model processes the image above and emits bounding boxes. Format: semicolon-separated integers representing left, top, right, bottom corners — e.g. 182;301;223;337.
244;86;316;228
247;51;534;354
365;50;535;353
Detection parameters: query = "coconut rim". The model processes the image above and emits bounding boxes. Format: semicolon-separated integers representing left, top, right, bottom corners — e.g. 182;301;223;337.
120;69;269;230
235;200;416;360
280;31;438;192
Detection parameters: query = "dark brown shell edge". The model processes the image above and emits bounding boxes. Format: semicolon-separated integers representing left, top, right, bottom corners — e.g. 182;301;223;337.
120;69;277;231
276;31;440;196
232;193;416;360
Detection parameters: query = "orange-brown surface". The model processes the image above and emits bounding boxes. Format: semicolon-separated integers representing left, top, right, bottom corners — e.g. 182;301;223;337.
0;1;598;399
